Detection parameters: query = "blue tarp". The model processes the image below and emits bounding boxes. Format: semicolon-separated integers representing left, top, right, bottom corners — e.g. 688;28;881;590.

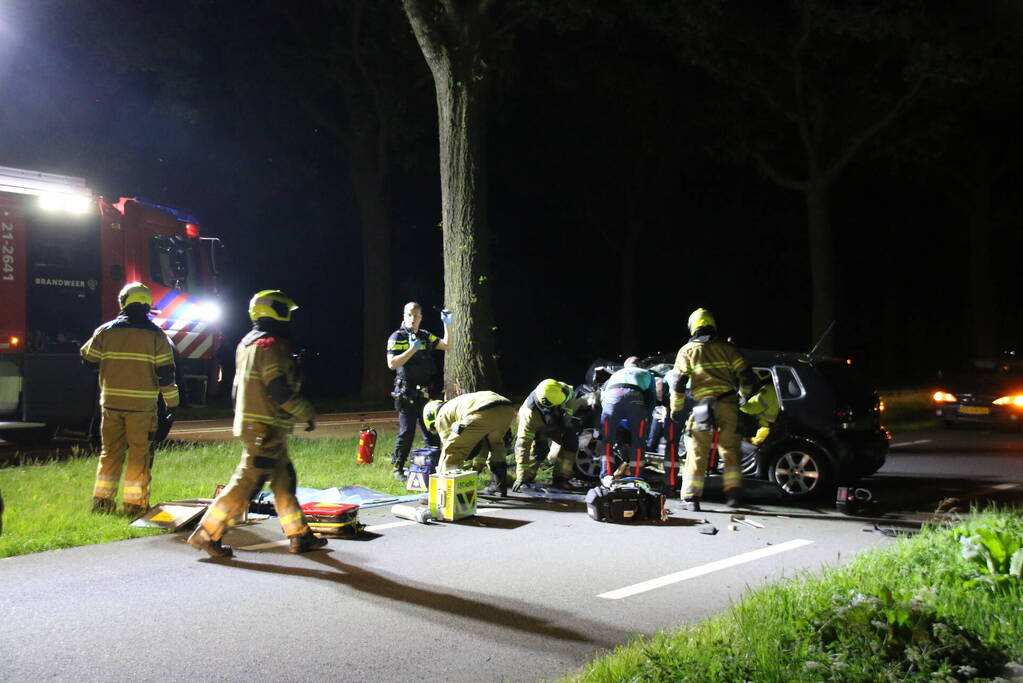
255;486;422;509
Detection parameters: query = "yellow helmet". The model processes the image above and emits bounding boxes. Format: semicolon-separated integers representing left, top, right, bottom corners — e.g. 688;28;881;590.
118;282;153;309
248;289;298;322
423;400;443;433
534;379;573;408
687;307;716;335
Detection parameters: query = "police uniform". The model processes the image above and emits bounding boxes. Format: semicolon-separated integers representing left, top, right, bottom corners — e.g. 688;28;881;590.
81;310;180;515
195;327;316;544
673;333;753;503
434;391;515;473
514;393;584;487
599;366;658;480
386;325;441;472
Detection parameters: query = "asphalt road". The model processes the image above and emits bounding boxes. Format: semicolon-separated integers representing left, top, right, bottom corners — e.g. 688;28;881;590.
1;427;1021;682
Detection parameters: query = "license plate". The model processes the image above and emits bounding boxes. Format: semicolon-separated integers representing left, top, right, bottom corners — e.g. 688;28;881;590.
959;406;990;415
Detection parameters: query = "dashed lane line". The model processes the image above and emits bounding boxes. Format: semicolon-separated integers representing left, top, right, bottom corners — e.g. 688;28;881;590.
596;539;815;600
888;439;933;449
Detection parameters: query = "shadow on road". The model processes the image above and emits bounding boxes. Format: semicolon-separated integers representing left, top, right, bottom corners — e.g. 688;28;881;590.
214;550;632;653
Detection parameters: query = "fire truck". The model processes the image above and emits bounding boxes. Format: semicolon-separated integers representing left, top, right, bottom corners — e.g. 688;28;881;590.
0;165;224;445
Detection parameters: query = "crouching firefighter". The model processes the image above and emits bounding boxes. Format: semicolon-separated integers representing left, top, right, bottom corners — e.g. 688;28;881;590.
423;391;516;496
739;368;780;446
81;282;180;517
187;290;325;558
512;379;583;492
673;308;754;511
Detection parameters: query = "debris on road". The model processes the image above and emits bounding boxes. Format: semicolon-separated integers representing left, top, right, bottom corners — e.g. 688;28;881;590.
696;524;718;535
731;514;764;529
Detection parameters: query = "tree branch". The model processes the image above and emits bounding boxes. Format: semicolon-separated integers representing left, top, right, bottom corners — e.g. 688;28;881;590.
791;0;817;169
753;151;806;192
403;0;448;66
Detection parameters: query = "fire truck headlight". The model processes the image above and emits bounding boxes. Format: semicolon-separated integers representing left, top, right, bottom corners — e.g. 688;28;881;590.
65;195;92;214
38;193;64;211
38;193;92;213
198;302;222;322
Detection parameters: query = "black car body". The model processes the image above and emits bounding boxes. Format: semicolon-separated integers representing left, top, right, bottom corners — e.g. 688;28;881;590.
572;349;889;499
933;359;1023;428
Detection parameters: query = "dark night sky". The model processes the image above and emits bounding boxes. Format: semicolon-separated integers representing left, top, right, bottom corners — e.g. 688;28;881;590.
2;1;1021;399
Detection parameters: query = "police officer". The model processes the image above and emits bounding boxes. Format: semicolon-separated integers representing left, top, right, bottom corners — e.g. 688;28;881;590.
187;290;324;558
672;308;754;511
81;282;180;517
386;302;450;480
599;357;658;485
512;379;583;492
422;391;516;496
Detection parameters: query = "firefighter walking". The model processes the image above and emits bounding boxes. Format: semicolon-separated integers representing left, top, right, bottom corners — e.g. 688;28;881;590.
673;308;754;511
81;282;180;517
423;391;516;496
187;290;324;558
512;379;583;491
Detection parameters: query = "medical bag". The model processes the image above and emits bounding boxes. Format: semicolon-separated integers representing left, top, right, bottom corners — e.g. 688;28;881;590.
406;447;440;492
429;469;477;521
300;502;363;538
585;478;666;524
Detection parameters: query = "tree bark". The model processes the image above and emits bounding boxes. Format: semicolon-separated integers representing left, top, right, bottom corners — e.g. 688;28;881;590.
968;153;995;359
403;0;501;397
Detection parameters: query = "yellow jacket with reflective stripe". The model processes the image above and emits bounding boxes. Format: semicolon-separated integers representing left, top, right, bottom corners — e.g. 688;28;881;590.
672;337;751;410
514;394;585;462
232;330;315;436
80;314;180;411
435;391;511;439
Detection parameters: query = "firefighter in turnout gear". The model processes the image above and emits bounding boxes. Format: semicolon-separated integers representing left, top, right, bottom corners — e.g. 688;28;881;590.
673;308;754;511
81;282;180;517
386;302;450;481
187;290;324;558
423;391;516;496
512;379;583;491
740;368;781;446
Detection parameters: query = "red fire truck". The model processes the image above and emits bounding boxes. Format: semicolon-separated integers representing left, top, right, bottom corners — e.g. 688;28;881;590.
0;165;223;445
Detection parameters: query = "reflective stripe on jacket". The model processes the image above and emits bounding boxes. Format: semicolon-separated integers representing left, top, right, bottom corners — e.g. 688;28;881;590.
232;330;315;436
673;337;750;407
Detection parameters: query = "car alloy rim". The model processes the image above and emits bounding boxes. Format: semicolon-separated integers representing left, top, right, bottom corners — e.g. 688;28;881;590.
575;450;601;479
774;450;821;495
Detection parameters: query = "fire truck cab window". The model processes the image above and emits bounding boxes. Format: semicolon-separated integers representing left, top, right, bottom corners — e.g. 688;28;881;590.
150;235;199;293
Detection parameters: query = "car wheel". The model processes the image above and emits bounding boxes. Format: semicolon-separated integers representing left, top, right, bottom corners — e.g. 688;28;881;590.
574;446;601;480
0;425;57;447
768;444;833;499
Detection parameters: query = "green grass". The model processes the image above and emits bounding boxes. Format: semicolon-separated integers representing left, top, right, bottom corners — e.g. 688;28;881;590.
881;389;940;432
566;509;1023;682
0;432;430;558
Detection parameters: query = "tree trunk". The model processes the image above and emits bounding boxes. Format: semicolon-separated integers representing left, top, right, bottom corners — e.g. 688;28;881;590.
969;169;995;359
805;179;836;355
403;0;501;397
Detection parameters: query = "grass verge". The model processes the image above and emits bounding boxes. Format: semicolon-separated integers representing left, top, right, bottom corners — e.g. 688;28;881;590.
0;432;431;558
566;508;1023;682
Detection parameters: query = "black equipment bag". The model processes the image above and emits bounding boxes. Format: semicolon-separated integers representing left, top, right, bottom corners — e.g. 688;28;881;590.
586;478;665;523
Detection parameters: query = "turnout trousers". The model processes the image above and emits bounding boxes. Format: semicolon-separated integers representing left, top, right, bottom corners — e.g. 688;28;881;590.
438;405;517;472
515;425;578;483
93;407;157;509
682;400;742;499
198;422;310;541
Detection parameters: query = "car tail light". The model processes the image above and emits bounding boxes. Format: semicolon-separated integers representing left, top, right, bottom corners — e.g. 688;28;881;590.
933;391;957;403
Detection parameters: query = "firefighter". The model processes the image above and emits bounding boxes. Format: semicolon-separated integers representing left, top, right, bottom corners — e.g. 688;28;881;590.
673;308;754;511
598;357;658;485
422;391;516;496
81;282;180;517
511;379;584;492
187;290;324;558
740;368;781;446
386;302;451;481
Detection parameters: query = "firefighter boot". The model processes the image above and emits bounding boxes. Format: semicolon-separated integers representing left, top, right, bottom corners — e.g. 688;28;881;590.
91;496;116;515
725;489;742;508
681;497;701;513
550;476;573;491
186;527;233;559
484;461;509;497
289;530;328;554
123;503;148;519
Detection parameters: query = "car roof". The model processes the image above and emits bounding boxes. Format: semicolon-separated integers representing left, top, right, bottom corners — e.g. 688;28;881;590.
640;349;850;368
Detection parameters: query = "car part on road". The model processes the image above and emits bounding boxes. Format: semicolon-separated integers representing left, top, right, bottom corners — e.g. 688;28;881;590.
392;504;433;524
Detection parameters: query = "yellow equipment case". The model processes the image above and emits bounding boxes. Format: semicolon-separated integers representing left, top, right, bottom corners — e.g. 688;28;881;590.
428;470;477;521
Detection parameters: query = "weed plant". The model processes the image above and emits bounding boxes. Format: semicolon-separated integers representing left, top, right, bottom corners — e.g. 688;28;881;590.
569;509;1023;682
0;433;422;558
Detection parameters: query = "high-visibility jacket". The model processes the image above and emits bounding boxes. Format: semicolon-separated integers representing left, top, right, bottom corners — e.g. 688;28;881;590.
514;393;585;462
80;313;179;411
435;391;512;439
672;335;752;412
740;379;781;427
232;328;314;436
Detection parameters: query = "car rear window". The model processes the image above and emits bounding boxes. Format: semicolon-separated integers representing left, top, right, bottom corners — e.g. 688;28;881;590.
813;363;876;407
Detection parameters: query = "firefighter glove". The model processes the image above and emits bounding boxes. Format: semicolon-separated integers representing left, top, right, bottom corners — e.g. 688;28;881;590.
440;309;454;325
511;478;526;493
305;418;317;432
751;426;770;446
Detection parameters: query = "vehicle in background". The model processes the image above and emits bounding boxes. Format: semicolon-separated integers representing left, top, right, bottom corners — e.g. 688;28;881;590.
933;357;1023;429
571;350;889;500
0;165;224;445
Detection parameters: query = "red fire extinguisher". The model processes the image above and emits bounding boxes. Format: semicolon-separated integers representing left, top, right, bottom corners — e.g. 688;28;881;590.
357;427;377;465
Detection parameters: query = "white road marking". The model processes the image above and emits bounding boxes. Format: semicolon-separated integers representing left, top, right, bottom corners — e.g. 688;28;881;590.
888;439;932;449
235;507;508;550
597;539;815;600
